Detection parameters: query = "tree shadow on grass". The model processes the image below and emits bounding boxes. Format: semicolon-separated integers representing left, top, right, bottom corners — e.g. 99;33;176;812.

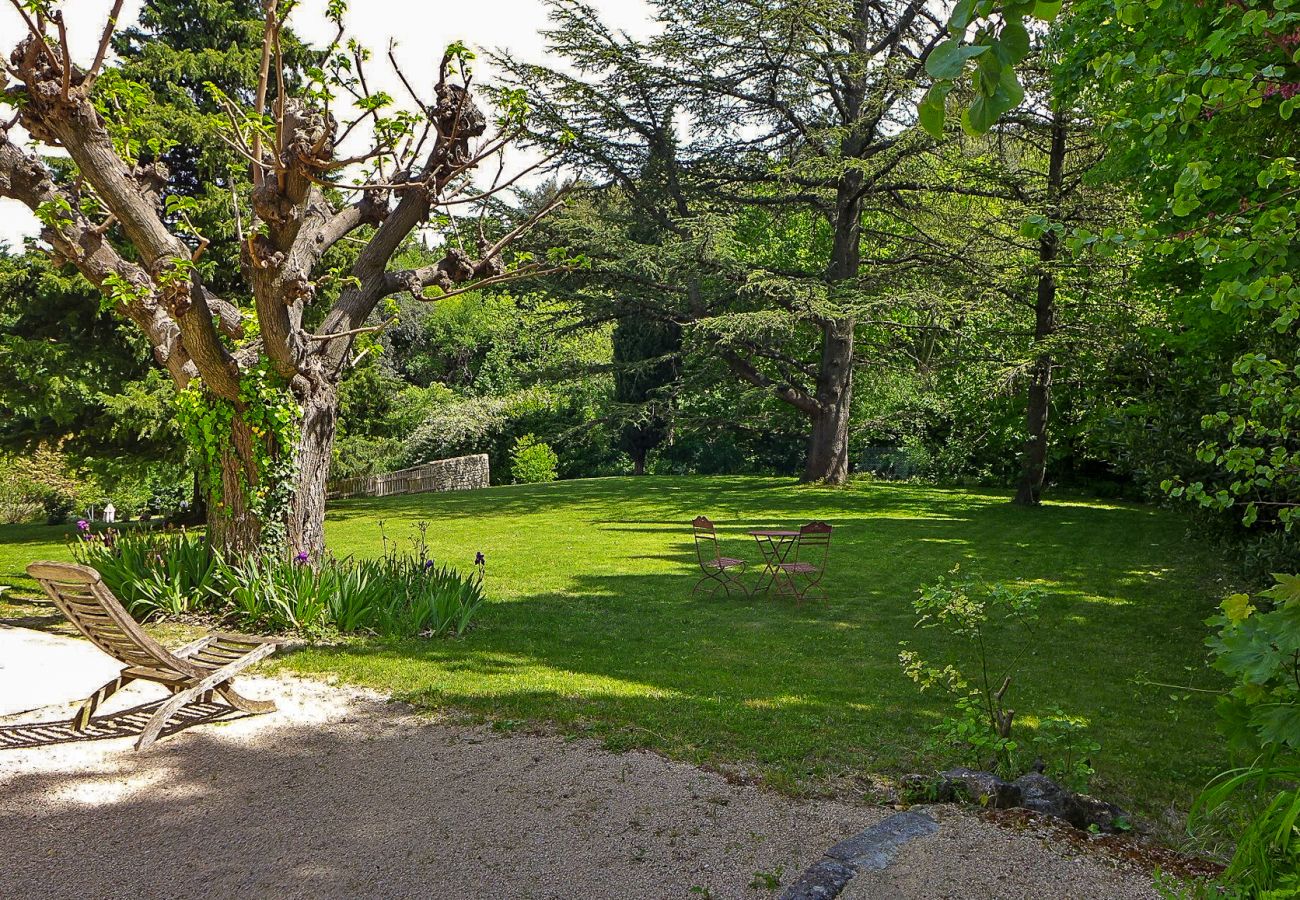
287;493;1225;820
321;474;1051;526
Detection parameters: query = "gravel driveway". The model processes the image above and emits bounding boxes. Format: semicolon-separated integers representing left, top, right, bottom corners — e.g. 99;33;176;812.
0;626;1159;899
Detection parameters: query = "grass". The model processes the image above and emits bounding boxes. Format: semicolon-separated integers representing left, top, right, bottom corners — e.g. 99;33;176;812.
0;476;1232;833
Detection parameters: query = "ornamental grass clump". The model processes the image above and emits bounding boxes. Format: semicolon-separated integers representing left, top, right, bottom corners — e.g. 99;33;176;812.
361;521;487;638
70;521;485;639
72;525;223;620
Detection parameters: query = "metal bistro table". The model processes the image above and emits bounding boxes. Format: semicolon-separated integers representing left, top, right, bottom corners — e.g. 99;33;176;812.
748;529;800;594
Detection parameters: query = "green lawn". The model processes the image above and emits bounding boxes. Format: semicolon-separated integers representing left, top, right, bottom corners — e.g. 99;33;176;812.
0;476;1230;831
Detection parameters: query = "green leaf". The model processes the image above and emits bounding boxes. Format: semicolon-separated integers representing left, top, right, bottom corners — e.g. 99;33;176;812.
1000;19;1030;63
963;94;998;134
948;0;977;33
919;82;952;138
1031;0;1062;19
1252;703;1300;750
994;66;1026;114
926;39;990;80
1263;573;1300;607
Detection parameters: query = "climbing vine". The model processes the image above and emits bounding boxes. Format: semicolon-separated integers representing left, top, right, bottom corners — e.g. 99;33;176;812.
175;362;301;553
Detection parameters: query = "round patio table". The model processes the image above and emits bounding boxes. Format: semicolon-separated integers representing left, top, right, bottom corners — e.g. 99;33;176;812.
748;530;800;594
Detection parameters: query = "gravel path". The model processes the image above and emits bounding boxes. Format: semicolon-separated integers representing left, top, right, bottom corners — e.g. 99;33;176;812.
0;627;1159;899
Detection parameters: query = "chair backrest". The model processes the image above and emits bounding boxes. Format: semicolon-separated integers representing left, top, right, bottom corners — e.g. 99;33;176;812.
795;521;832;568
26;561;189;675
692;516;721;566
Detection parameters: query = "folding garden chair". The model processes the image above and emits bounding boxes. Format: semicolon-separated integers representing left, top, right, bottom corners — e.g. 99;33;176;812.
26;561;279;750
774;521;832;602
691;516;749;597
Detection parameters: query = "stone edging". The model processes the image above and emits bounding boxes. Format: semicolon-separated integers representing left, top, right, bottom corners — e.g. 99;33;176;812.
779;810;940;900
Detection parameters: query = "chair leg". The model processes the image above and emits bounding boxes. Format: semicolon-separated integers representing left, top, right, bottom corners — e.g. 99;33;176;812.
70;673;134;731
136;684;203;750
215;682;276;715
725;568;750;597
772;569;797;598
135;642;278;749
693;574;717;596
793;575;827;604
694;568;734;598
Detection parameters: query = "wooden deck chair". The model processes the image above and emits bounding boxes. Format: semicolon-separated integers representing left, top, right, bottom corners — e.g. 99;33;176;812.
775;521;832;602
691;516;749;597
26;561;279;750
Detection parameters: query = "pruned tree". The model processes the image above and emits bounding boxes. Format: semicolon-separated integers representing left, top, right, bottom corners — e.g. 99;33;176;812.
0;0;564;556
1;0;309;519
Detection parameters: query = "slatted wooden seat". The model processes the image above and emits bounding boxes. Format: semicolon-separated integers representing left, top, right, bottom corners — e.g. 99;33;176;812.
26;561;279;750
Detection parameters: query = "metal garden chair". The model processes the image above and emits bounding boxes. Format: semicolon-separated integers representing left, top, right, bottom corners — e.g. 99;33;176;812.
774;521;832;602
691;516;749;597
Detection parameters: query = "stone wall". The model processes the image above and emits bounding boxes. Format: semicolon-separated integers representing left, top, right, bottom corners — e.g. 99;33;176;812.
326;454;490;500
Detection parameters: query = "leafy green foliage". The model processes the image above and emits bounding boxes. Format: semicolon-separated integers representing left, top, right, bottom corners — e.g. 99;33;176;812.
510;434;559;484
1034;710;1102;792
70;523;485;638
1192;763;1300;897
175;363;300;550
1208;577;1300;755
72;527;224;620
918;0;1048;137
898;567;1098;781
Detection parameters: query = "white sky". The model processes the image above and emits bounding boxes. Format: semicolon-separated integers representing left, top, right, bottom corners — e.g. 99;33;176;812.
0;0;654;248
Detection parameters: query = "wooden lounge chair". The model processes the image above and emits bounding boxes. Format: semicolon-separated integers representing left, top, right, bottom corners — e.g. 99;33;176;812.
691;516;749;597
774;521;832;602
26;561;279;750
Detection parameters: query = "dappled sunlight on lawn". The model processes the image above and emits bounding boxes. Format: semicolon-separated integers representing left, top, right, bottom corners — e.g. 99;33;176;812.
3;475;1231;822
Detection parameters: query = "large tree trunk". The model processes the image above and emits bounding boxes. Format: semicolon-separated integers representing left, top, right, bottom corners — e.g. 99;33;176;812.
208;416;263;557
205;384;337;558
801;166;863;485
804;318;854;484
631;448;647;476
288;386;337;558
1013;112;1067;507
1013;349;1053;505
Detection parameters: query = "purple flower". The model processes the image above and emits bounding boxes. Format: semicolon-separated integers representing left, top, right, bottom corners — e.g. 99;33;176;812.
474;551;485;567
294;550;310;565
422;559;435;571
76;519;90;532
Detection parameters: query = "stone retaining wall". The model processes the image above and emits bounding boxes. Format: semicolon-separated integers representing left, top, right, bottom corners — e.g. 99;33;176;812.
327;454;489;500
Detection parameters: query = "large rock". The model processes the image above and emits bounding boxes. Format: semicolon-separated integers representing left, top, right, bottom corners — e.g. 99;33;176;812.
902;768;1135;834
1012;773;1072;818
1068;791;1133;834
1011;773;1131;833
940;767;1022;809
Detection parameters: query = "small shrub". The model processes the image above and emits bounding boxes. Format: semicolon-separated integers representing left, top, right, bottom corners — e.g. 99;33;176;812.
42;488;79;525
510;433;559;484
222;555;331;633
363;522;487;637
899;567;1099;784
1184;578;1300;895
1032;710;1100;793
